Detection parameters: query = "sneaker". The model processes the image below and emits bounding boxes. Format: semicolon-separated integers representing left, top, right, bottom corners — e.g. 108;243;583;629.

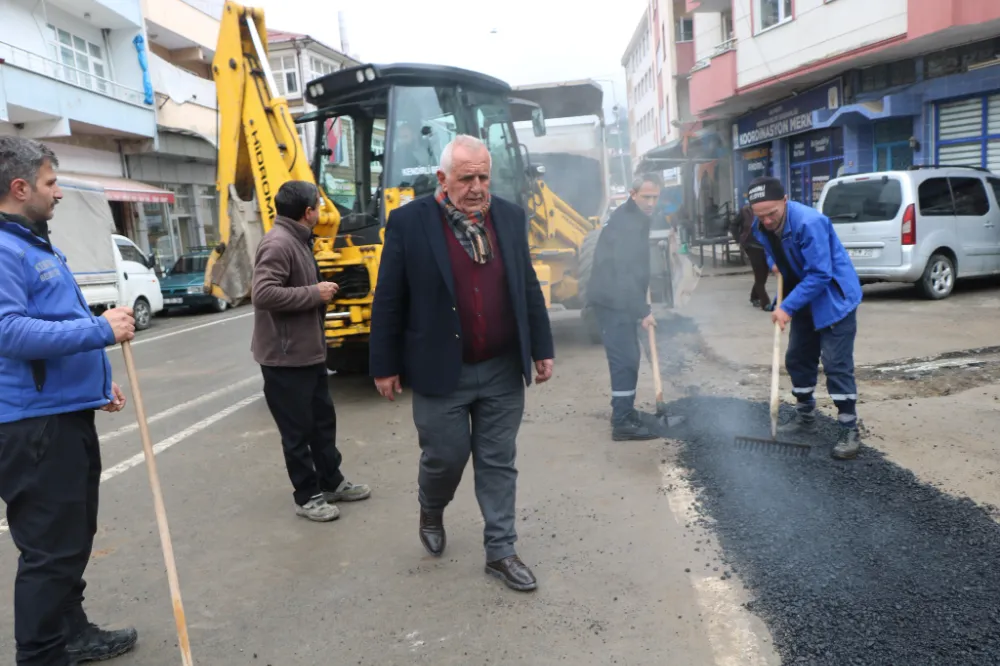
66;622;137;662
323;480;371;503
832;424;862;460
777;407;818;438
295;496;340;522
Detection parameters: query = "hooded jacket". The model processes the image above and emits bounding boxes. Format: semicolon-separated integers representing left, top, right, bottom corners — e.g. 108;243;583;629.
585;198;652;320
0;213;116;424
751;200;863;330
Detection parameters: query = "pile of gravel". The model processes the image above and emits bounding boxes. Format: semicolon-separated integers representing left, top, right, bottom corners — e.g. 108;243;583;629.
667;395;1000;665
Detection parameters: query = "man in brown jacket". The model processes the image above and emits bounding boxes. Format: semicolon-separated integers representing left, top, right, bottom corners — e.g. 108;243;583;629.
251;180;370;522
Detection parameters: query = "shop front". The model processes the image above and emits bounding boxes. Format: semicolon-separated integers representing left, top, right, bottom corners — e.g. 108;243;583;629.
733;78;846;206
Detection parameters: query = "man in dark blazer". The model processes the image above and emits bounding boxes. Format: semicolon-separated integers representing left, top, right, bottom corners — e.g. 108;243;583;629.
369;134;554;592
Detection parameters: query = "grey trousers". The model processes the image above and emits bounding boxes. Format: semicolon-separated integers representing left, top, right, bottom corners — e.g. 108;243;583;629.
411;354;525;562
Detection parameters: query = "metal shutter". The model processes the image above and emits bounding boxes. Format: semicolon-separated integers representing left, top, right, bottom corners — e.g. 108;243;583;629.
939;97;984;168
989;95;1000;172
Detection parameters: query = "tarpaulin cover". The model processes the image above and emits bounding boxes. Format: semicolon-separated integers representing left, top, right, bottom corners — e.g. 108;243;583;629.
48;179;117;286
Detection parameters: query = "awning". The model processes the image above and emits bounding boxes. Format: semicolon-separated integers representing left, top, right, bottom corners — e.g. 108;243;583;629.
59;172;176;205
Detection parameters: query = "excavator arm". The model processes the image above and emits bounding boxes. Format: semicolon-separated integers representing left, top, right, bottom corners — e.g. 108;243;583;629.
206;1;341;303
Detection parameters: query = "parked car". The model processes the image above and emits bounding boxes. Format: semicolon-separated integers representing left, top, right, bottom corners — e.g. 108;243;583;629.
817;166;1000;299
50;177;163;330
160;248;230;313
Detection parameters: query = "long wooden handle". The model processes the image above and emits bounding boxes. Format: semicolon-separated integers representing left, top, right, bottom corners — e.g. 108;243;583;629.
770;272;784;439
121;341;194;666
648;322;663;403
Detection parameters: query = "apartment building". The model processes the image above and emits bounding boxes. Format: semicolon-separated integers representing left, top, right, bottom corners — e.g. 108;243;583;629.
0;0;163;239
687;0;1000;209
266;30;376;209
125;0;223;263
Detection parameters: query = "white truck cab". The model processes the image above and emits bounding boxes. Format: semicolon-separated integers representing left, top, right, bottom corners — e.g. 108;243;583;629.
49;177;164;329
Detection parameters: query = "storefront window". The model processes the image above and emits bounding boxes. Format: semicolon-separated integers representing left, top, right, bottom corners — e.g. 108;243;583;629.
195;185;219;246
736;146;773;201
143;201;174;265
788;128;844;207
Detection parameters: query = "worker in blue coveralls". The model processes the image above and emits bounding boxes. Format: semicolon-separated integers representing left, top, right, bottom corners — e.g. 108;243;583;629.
747;176;864;460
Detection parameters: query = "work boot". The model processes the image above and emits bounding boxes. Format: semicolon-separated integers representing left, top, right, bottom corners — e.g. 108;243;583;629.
612;411;658;441
419;508;446;556
66;623;138;662
832;423;862;460
777;405;818;438
295;495;340;522
323;479;372;503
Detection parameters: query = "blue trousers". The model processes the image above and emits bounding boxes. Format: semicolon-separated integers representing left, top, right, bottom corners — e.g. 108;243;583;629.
594;306;642;424
786;307;858;419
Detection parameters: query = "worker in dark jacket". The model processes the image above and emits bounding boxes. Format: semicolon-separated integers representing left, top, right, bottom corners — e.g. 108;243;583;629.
586;173;662;441
730;200;772;310
251;180;371;522
0;137;139;665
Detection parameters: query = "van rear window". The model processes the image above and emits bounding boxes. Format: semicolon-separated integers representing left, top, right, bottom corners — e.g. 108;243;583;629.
822;179;903;223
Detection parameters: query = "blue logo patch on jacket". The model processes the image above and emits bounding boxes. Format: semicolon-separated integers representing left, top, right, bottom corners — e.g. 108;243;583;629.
751;201;863;330
0;217;115;424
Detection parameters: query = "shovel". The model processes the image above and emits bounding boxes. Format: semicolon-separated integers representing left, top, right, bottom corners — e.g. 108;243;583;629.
121;340;195;665
733;273;810;456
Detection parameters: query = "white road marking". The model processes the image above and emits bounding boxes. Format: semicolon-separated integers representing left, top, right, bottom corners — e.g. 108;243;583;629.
98;375;260;442
659;462;771;666
0;392;263;537
107;311;254;350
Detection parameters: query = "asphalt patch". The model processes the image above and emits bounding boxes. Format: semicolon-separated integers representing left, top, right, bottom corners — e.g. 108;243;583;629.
666;395;1000;665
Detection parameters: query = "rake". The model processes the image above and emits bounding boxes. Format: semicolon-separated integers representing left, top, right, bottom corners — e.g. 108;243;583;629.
733;273;811;457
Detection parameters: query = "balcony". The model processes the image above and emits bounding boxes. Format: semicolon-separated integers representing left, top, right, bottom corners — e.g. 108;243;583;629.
686;0;731;13
46;0;142;29
0;40;155;139
675;41;695;77
149;52;218;144
689;45;737;117
908;0;1000;40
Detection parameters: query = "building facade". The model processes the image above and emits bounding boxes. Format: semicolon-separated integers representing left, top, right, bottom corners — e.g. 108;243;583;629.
126;0;223;265
687;0;1000;210
0;0;164;241
265;30;377;209
623;11;659;160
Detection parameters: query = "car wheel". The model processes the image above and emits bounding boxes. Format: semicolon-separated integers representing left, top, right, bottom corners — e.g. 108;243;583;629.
917;253;955;300
211;297;229;313
133;297;152;331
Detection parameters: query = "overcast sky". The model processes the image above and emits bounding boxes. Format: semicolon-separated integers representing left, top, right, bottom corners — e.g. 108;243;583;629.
247;0;645;119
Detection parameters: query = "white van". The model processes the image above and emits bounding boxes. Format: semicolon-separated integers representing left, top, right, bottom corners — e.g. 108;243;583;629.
816;166;1000;299
49;177;164;329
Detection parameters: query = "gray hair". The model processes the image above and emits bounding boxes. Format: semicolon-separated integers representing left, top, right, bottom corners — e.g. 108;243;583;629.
630;172;663;192
0;137;59;200
439;134;491;175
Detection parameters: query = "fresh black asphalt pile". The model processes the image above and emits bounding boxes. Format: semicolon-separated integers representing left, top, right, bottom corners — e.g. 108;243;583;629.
666;395;1000;665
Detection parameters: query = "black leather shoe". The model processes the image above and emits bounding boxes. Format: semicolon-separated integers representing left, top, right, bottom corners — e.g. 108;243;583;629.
66;622;137;662
419;508;446;556
485;555;537;591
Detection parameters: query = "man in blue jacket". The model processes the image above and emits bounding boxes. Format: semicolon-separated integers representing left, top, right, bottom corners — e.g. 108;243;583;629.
748;176;864;460
0;137;139;665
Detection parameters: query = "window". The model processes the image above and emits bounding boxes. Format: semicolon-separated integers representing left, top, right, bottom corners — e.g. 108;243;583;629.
721;11;734;41
988;177;1000;207
115;239;147;265
950;177;990;216
822;179;903;223
937;94;1000;171
757;0;793;32
308;57;337;82
676;17;693;43
918;178;955;216
268;55;299;97
46;24;107;93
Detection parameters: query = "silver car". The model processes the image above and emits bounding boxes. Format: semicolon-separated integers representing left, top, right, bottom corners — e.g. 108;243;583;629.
817;166;1000;299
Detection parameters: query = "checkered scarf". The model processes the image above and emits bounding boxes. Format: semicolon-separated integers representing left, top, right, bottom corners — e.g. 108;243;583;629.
435;185;493;264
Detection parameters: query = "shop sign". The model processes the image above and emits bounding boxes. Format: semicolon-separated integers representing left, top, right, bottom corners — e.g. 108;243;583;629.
732;79;843;149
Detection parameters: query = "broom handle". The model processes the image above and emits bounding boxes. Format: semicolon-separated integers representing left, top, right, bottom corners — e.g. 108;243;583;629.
770;272;784;439
121;341;194;666
646;289;663;403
